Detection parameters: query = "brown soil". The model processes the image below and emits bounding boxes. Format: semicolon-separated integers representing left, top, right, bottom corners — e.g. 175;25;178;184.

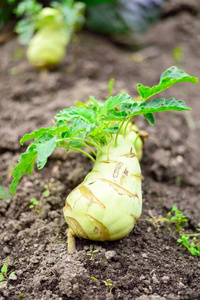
0;4;200;300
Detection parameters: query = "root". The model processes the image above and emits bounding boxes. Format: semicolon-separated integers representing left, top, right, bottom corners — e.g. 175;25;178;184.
67;229;76;253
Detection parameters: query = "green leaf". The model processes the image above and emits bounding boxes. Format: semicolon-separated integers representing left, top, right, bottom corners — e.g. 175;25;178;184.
10;144;38;194
55;107;96;124
108;78;115;97
15;19;35;45
98;94;133;115
144;113;155;126
101;109;127;121
1;264;7;274
137;66;198;100
20;125;69;145
88;96;101;107
43;189;50;198
128;97;191;123
0;274;4;282
35;135;57;169
103;123;119;134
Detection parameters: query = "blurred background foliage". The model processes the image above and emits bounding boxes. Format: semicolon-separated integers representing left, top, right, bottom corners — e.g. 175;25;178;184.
0;0;166;39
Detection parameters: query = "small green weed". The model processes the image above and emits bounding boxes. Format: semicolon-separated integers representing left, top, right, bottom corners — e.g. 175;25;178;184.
29;198;40;214
43;182;56;198
146;206;200;256
167;206;188;233
87;249;99;261
91;276;98;282
0;258;17;286
103;279;113;294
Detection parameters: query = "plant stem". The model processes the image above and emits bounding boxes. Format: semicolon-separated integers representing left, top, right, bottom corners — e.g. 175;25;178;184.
57;137;103;154
181;233;200;237
82;142;97;157
85;139;104;154
70;147;96;162
134;134;140;148
114;120;125;147
123;116;132;137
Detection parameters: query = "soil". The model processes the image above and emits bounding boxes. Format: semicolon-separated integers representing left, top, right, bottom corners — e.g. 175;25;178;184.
0;2;200;300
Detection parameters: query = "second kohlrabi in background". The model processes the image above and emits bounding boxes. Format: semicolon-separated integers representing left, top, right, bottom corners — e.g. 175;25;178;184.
14;0;85;68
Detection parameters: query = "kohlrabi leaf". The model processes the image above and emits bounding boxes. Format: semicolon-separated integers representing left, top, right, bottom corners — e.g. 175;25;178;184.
10;66;198;194
55;107;96;124
88;96;102;107
128;97;191;123
10;144;38;194
144;113;155;126
20;125;69;145
98;94;133;115
101;109;127;121
35;135;57;169
137;66;198;100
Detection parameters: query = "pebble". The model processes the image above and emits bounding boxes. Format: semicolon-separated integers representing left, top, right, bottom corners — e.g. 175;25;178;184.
142;253;148;258
152;274;160;284
136;294;166;300
3;246;10;254
178;281;185;289
161;276;170;283
105;250;116;260
139;275;145;281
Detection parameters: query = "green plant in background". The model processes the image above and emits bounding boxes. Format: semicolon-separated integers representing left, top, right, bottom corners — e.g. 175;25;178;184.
29;197;41;213
0;258;17;286
29;197;39;208
85;0;166;44
167;206;188;233
0;185;10;200
43;182;56;198
172;45;184;63
8;0;85;68
147;206;200;256
9;66;198;252
178;235;200;256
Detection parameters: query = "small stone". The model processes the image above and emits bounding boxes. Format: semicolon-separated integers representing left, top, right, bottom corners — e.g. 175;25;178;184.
178;281;185;289
105;250;116;260
161;276;170;283
29;257;39;264
84;246;89;251
3;246;10;254
152;274;160;284
139;275;145;281
142;253;148;258
24;181;33;187
147;226;152;233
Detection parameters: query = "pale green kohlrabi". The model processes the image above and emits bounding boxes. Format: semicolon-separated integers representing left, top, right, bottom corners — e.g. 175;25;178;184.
63;128;143;244
27;8;70;68
26;2;85;68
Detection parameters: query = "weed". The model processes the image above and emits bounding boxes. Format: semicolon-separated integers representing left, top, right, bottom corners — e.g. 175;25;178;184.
29;198;40;214
145;206;200;256
103;279;113;293
0;258;17;286
91;276;98;282
43;182;56;198
87;249;99;261
147;206;188;234
178;233;200;256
